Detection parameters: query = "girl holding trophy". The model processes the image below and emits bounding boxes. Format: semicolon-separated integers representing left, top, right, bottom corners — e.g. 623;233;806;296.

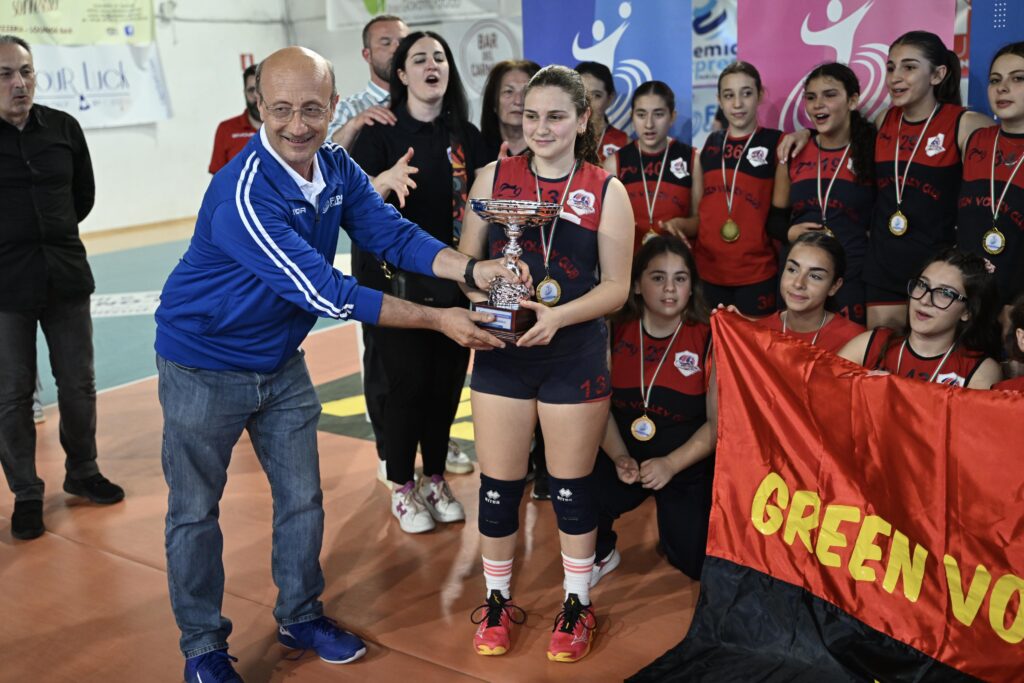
458;64;633;663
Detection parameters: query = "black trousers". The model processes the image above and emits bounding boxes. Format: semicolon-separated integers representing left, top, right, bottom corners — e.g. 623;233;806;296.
363;324;469;484
593;451;714;581
0;295;100;501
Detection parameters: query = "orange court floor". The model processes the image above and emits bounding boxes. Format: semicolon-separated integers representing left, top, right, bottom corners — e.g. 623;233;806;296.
0;323;699;683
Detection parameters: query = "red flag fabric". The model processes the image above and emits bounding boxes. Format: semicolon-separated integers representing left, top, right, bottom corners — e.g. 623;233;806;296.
706;312;1024;680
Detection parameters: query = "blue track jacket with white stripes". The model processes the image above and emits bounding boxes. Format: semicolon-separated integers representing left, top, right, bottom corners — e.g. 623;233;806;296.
155;134;446;372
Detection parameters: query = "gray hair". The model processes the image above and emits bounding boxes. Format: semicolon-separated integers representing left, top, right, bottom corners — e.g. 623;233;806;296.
0;35;31;53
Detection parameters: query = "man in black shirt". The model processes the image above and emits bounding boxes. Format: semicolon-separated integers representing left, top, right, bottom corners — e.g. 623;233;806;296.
0;35;124;541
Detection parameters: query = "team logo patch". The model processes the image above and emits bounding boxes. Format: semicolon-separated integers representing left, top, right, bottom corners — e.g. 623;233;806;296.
292;207;306;215
670;157;689;179
847;157;856;174
557;488;573;501
675;350;701;377
924;133;946;157
603;143;621;159
747;146;769;167
567;189;596;216
935;372;966;387
485;490;500;503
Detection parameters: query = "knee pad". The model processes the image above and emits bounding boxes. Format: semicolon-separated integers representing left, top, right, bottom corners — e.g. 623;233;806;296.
478;474;527;538
549;474;597;535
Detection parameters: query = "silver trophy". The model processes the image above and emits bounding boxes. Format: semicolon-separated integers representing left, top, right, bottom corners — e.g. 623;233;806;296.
470;198;561;342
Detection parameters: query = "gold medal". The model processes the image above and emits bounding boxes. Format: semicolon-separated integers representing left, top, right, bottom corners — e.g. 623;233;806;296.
983;227;1006;255
536;276;562;306
888;210;908;237
630;414;656;441
721;218;740;242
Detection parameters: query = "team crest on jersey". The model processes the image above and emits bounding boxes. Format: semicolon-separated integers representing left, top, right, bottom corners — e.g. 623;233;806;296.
603;143;621;159
674;350;701;377
935;371;966;387
567;189;596;216
924;133;946;157
670;157;689;179
847;157;856;174
747;146;768;167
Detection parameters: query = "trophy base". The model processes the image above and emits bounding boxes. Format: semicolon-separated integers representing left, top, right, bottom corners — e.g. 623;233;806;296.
471;302;536;343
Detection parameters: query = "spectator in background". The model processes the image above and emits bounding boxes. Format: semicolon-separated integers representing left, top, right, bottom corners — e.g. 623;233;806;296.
479;59;540;159
208;63;260;174
0;35;124;542
327;14;408;149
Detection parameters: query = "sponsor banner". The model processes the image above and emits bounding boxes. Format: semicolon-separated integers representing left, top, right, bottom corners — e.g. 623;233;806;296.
522;0;692;142
737;0;954;133
33;43;172;129
442;17;523;124
969;0;1024;118
90;291;161;318
691;0;736;148
658;313;1023;680
325;0;499;31
0;0;152;45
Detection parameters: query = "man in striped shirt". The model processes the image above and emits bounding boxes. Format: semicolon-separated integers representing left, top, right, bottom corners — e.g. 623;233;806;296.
328;14;407;149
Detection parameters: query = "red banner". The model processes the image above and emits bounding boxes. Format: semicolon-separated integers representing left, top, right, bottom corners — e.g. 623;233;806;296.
708;313;1024;680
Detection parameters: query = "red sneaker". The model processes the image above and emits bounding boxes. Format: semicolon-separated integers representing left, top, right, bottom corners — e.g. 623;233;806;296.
471;590;525;656
546;594;596;662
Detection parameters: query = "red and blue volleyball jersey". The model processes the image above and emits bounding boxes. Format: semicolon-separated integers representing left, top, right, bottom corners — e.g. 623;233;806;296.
615;139;696;253
957;126;1024;305
994;376;1024;392
788;139;875;280
759;311;864;354
863;327;985;387
599;124;630;163
865;104;970;294
610;319;712;478
695;127;782;286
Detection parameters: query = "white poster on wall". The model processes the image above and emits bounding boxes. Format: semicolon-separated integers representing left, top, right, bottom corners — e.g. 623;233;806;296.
31;43;172;129
326;0;499;31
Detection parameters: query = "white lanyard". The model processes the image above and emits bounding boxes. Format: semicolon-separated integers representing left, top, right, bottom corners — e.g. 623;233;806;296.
639;319;683;412
895;339;955;383
817;142;851;227
534;160;578;273
893;105;939;208
990;129;1024;223
781;310;828;347
721;129;758;216
640;139;672;228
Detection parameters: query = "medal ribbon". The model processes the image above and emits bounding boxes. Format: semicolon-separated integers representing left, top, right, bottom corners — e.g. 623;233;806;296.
534;160;579;276
990;129;1024;225
896;339;956;383
781;309;829;347
893;105;939;209
817;142;851;228
639;319;684;415
640;139;672;229
721;129;758;217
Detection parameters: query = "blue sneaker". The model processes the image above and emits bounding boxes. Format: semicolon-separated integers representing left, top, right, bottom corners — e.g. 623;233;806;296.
278;617;367;664
183;650;242;682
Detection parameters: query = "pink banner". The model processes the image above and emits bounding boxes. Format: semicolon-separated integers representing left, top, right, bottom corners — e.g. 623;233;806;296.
737;0;955;132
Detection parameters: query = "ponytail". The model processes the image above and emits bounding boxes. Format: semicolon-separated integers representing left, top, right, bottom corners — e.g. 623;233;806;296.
935;48;962;105
891;31;961;106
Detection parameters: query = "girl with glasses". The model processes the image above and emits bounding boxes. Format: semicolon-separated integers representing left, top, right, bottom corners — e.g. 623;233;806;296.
838;249;1003;388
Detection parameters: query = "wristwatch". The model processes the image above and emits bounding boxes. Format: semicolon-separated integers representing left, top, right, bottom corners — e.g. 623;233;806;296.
464;257;479;288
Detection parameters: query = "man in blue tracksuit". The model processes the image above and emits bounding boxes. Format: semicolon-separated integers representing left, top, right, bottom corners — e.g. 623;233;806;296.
157;47;514;683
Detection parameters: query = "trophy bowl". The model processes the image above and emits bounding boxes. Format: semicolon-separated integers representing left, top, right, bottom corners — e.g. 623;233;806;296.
469;198;561;342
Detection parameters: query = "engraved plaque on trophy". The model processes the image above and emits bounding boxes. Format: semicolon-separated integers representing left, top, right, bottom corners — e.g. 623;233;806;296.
469;198;561;343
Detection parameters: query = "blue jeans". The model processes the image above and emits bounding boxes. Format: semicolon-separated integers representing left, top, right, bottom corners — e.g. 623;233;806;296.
157;351;325;658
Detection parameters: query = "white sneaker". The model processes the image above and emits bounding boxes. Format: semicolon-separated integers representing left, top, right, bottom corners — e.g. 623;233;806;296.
590;548;621;587
377;459;391;489
418;475;466;523
391;484;435;533
444;440;474;474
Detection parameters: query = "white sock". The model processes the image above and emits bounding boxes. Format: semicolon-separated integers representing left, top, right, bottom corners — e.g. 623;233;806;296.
562;552;595;605
482;556;513;600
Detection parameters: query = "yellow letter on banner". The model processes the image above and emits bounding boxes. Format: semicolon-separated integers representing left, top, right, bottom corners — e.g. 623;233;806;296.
751;472;788;536
783;489;821;553
849;515;892;582
815;505;861;568
882;530;928;602
988;574;1024;644
944;555;992;627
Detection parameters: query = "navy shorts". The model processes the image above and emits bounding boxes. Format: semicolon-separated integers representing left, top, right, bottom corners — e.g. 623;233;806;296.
701;277;777;317
471;344;610;404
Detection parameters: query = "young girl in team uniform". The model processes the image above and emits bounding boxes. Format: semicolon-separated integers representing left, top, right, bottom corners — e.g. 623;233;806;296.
994;296;1024;391
770;63;876;325
839;249;1003;389
576;61;629;163
458;65;633;663
695;61;786;317
590;236;715;586
760;232;864;353
606;81;701;253
957;42;1024;317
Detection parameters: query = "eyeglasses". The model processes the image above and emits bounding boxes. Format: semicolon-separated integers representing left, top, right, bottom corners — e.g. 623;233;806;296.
907;278;967;310
263;104;331;123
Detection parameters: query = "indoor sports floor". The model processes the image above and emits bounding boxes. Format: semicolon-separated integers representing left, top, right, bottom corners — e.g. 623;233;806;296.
0;224;698;682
